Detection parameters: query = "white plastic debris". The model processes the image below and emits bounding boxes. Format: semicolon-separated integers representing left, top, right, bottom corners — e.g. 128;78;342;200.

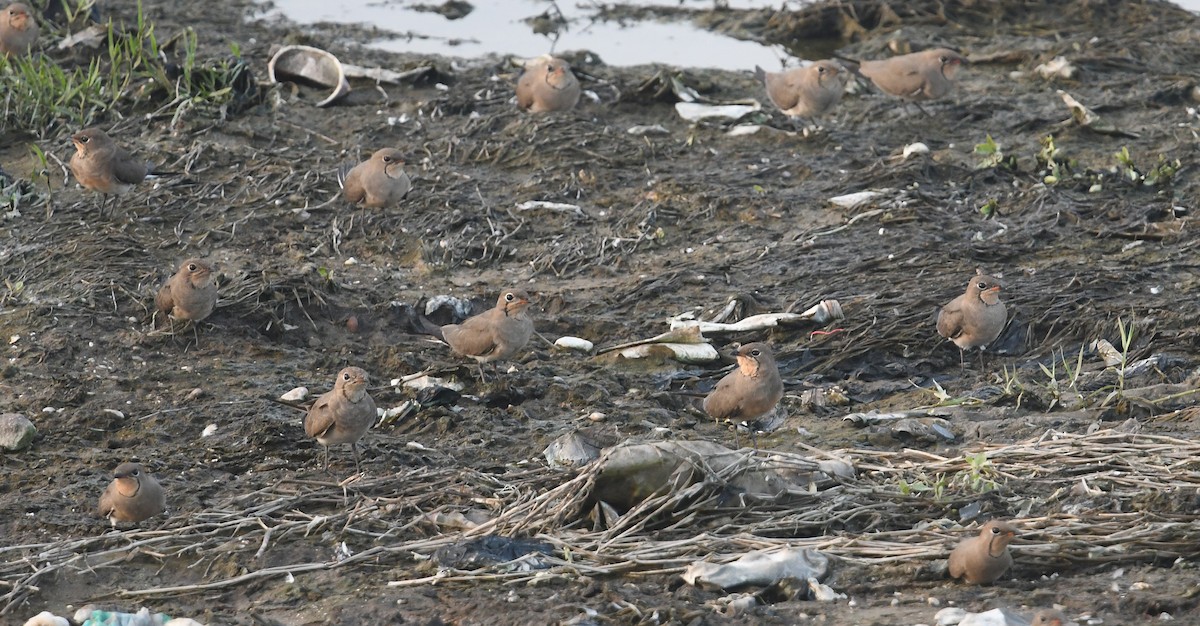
935;607;970;625
22;611;68;626
829;190;885;209
280;387;309;402
807;577;847;601
903;142;931;159
614;342;719;363
669;301;843;334
674;102;760;122
399;374;463;392
627;124;669;136
515;201;584;215
554;336;594;352
200;424;218;438
681;547;830;589
1035;56;1076;80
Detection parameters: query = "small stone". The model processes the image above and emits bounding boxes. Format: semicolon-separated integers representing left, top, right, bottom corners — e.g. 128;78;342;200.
281;387;309;402
0;413;36;451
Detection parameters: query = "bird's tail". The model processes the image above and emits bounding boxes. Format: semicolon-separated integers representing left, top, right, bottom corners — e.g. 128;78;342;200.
393;298;446;340
753;65;767;84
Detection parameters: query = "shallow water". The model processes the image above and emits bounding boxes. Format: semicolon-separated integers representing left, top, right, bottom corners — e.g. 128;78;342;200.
260;0;796;70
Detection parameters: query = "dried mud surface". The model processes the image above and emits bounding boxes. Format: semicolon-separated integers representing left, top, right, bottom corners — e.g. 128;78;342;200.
2;0;1200;624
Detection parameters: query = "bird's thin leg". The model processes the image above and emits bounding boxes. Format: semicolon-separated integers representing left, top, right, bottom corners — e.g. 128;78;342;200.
475;361;488;384
352;443;362;476
321;445;331;473
914;101;932;117
959;348;966;370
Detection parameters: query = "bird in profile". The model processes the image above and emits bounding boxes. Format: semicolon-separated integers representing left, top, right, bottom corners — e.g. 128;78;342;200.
425;290;535;382
155;258;218;327
753;60;849;128
68;128;148;216
0;2;38;57
937;273;1007;367
516;55;581;113
337;148;411;208
304;367;377;474
845;48;966;115
703;342;784;428
948;519;1018;585
98;462;166;526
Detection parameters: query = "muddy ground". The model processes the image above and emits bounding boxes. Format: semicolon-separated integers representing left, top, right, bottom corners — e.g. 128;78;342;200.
2;0;1200;624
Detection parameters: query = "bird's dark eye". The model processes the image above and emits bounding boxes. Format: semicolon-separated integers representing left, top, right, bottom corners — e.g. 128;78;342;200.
991;526;1001;534
817;66;826;73
977;282;987;289
505;293;515;302
342;372;351;381
187;263;198;271
750;349;761;357
131;469;140;477
79;136;90;143
382;156;392;163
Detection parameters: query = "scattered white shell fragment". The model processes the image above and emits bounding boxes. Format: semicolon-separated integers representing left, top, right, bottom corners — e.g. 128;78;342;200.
281;387;309;402
1035;56;1076;80
406;441;429;450
344;257;359;266
554;336;594;352
902;142;930;159
9;335;18;344
829;190;883;209
103;409;125;419
674;102;760;122
201;424;218;438
627;124;669;136
587;411;606;422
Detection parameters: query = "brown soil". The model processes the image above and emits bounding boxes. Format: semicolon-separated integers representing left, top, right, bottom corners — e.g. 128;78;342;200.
2;0;1200;625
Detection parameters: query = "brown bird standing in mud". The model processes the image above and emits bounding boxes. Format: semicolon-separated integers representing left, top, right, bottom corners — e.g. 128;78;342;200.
516;55;581;113
948;519;1018;585
703;342;784;427
338;148;411;208
305;367;377;474
155;258;218;326
434;290;535;380
849;48;966;109
68;128;148;215
0;2;37;56
937;273;1007;367
753;60;849;126
98;462;166;526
